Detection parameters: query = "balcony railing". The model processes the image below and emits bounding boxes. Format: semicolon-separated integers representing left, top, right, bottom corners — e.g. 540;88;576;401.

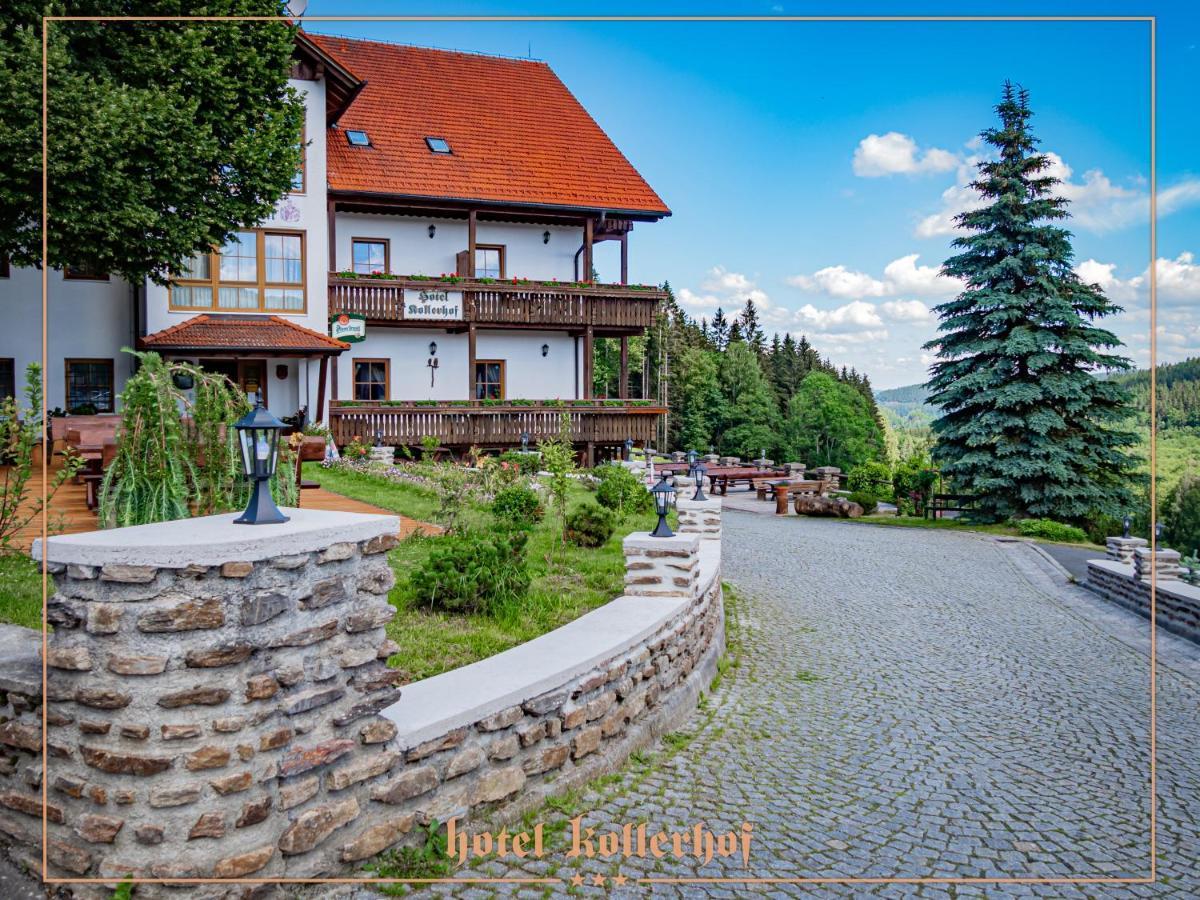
328;400;664;448
328;274;664;330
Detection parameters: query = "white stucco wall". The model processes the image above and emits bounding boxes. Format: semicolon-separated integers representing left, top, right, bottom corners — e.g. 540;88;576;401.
0;266;134;412
336;329;580;401
333;213;585;281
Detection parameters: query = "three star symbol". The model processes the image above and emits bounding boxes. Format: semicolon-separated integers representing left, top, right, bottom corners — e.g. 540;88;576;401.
568;872;628;889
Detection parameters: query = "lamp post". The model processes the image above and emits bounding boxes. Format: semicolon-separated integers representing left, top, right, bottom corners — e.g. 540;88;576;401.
687;448;697;467
650;472;676;538
692;463;708;502
233;402;288;525
1122;516;1131;539
624;437;634;461
520;431;530;452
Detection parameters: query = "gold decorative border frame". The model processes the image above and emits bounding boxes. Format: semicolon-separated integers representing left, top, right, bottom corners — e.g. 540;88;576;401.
38;13;1160;889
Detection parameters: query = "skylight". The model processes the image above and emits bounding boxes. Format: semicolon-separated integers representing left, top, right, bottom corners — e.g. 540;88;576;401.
425;136;452;154
346;130;371;147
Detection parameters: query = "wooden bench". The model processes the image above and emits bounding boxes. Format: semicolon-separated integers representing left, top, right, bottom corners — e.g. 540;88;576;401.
753;479;826;514
926;493;980;519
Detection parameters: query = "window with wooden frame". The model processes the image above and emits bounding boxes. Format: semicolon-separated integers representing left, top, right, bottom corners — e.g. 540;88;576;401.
63;263;109;281
171;229;306;313
352;359;389;402
474;360;505;400
351;239;389;276
0;358;14;401
65;358;114;413
475;245;505;279
290;123;306;193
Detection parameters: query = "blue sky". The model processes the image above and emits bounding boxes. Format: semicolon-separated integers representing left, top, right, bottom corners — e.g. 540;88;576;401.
304;2;1198;388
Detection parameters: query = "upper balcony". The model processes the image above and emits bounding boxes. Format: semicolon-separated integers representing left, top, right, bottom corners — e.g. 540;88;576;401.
328;273;665;333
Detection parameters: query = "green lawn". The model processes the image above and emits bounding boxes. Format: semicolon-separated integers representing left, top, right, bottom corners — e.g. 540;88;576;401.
0;555;43;629
303;462;662;682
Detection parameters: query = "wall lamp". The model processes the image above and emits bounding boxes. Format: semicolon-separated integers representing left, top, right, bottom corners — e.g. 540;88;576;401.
543;230;551;244
429;341;438;356
428;224;437;239
541;343;550;357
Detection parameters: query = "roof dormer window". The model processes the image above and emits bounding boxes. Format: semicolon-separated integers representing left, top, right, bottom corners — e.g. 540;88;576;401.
346;129;371;147
425;136;452;154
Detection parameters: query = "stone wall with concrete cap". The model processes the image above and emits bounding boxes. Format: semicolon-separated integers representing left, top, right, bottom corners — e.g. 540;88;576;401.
676;497;722;540
28;509;405;891
1087;558;1200;644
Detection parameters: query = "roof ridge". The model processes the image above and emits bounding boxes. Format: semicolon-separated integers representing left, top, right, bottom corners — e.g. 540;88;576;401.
305;30;547;66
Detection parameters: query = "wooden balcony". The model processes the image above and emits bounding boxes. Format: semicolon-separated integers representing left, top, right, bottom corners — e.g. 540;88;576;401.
329;400;664;451
328;274;664;333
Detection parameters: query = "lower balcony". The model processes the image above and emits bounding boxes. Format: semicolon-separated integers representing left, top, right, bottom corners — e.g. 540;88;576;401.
328;400;664;456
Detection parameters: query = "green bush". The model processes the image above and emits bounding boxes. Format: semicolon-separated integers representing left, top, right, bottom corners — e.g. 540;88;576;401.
1161;472;1200;555
846;461;891;499
490;483;544;529
498;450;541;476
1015;518;1089;543
409;530;531;614
1083;511;1125;546
847;491;879;515
594;464;652;518
564;502;616;548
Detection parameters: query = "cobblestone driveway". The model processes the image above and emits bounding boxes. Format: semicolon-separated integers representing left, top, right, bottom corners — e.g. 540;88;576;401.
361;511;1200;898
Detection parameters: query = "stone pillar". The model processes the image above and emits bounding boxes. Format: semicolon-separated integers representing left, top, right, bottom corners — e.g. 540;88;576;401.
702;453;720;466
1133;547;1182;583
811;466;842;493
369;445;394;465
33;508;404;885
676;498;722;540
1106;536;1148;564
784;463;806;477
622;532;700;599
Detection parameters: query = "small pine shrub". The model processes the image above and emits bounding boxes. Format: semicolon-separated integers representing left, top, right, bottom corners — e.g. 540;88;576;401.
490;483;544;529
409;530;531;614
847;491;879;515
594;464;652;517
1015;518;1089;543
564;502;616;548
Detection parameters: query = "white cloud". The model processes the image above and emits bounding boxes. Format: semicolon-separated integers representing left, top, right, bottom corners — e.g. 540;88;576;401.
852;132;959;177
880;299;933;322
677;287;721;310
793;300;883;330
1156;251;1200;302
1075;252;1200;306
788;253;961;301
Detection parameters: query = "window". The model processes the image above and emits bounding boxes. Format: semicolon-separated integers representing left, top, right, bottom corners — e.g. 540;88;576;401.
474;360;505;400
425;136;451;154
475;245;505;279
351;239;389;275
63;263;109;281
353;359;389;401
291;124;306;193
171;229;305;312
65;359;114;413
0;359;13;401
346;130;370;147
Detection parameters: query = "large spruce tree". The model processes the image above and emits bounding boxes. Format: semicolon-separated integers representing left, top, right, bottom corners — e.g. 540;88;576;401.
924;83;1135;522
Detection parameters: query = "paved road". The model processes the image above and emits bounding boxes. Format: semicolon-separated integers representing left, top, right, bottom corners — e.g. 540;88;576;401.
398;510;1200;898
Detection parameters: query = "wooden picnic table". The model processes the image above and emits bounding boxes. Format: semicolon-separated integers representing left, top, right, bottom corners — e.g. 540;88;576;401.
707;466;783;495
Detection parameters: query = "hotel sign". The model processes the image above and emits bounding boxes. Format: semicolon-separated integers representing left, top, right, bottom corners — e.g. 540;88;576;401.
407;289;464;321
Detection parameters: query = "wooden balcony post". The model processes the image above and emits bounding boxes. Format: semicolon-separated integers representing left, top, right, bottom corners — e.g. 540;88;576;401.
467;210;477;278
330;356;338;401
467;323;477;399
620;232;628;285
327;198;337;272
619;335;629;400
583;217;594;281
316;354;329;423
583;325;594;400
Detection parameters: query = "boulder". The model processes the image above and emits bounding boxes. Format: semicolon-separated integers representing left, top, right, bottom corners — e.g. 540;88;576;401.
793;495;863;518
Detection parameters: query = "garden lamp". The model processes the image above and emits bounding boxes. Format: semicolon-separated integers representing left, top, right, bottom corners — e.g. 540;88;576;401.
687;448;697;466
650;472;676;538
233;402;288;525
624;437;634;461
374;430;383;446
692;463;708;502
1155;521;1164;543
520;431;530;452
1123;516;1131;539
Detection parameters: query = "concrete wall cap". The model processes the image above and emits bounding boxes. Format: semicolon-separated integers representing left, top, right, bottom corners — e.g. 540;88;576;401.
622;531;701;552
32;508;399;568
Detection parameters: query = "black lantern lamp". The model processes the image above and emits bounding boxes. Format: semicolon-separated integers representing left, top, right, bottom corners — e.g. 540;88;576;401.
624;437;634;461
692;463;708;502
520;431;530;452
233;403;288;525
374;430;384;447
687;448;697;466
1123;516;1131;539
650;472;676;538
1155;520;1164;544
428;224;436;239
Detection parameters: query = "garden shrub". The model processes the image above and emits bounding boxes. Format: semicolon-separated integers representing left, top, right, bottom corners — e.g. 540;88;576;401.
409;529;531;614
1083;511;1125;546
1014;518;1089;543
491;483;544;529
1161;472;1200;555
498;450;541;476
564;502;616;548
847;491;879;515
846;461;892;500
594;464;652;518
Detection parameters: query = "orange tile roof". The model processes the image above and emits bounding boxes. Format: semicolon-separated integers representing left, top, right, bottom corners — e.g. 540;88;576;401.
307;33;670;218
140;315;348;354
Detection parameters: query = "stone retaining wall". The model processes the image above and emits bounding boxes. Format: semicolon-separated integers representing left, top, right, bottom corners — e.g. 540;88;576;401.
11;502;725;895
1087;558;1200;644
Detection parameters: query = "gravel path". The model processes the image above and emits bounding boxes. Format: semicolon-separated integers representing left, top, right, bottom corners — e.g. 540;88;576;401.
386;509;1200;898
